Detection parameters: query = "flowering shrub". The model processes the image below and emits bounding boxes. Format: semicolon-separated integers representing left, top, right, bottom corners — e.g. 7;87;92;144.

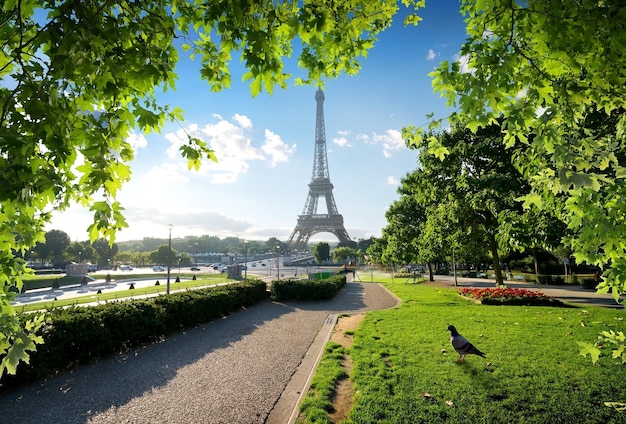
459;287;563;306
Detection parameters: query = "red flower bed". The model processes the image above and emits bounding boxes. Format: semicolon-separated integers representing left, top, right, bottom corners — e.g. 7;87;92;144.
459;287;563;306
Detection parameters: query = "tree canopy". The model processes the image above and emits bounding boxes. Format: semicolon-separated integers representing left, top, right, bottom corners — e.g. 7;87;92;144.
312;242;331;265
381;121;561;285
332;246;360;264
0;0;425;376
405;1;626;298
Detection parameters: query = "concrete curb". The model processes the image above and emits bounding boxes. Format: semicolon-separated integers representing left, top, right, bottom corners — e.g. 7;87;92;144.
266;313;338;424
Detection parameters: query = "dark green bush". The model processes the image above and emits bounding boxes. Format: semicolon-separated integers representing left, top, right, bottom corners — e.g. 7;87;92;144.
270;275;346;301
23;275;83;291
538;274;553;285
582;279;597;289
3;281;267;391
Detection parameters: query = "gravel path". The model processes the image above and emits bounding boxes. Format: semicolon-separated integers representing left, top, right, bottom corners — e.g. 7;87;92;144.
0;282;399;423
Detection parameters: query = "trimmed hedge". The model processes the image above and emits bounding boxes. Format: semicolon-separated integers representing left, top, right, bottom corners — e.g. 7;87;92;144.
270;275;346;301
2;281;267;391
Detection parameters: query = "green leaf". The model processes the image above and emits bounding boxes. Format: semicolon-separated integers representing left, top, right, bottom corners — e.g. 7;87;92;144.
577;341;601;364
611;345;624;361
604;402;626;412
0;330;40;376
2;0;17;12
518;193;543;209
427;136;449;160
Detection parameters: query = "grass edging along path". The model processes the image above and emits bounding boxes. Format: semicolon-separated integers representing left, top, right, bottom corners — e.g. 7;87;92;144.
300;283;625;424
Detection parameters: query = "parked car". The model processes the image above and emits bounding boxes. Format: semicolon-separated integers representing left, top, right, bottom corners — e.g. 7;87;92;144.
153;266;166;272
190;266;201;271
120;264;133;271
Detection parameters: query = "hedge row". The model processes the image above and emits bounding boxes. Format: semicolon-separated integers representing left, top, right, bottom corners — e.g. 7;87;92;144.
270;275;346;301
2;280;267;391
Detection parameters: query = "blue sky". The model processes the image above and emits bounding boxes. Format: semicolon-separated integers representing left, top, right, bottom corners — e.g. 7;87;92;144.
49;2;468;244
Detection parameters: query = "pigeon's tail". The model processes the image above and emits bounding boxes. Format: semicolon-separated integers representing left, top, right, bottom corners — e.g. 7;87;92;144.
459;341;486;358
471;345;487;358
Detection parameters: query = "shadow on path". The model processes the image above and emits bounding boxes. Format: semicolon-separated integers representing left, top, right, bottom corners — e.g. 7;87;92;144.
0;282;398;424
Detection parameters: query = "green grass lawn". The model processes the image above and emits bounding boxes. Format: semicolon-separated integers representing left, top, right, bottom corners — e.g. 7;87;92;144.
301;283;626;423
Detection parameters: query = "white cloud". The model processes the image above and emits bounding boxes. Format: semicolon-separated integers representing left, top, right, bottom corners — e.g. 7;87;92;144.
126;131;148;150
356;133;373;144
387;176;400;186
163;114;295;182
426;49;437;61
333;130;352;147
233;113;253;130
332;136;351;147
261;129;296;167
371;129;405;158
144;163;190;184
123;207;251;236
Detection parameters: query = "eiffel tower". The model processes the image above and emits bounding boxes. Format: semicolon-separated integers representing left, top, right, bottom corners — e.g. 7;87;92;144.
287;89;352;251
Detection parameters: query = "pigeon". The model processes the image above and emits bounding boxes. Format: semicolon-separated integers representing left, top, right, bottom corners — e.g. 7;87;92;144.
447;325;486;362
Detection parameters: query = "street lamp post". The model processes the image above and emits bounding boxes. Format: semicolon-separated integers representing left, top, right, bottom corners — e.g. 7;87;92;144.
78;251;82;263
194;242;198;264
166;224;173;295
276;246;280;281
244;240;248;280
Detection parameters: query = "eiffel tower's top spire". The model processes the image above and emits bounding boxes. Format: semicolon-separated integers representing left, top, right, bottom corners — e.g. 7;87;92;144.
312;88;330;182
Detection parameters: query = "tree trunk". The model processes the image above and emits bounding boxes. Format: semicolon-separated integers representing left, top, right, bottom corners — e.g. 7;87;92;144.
427;263;434;282
488;232;504;286
452;249;458;286
533;248;539;275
